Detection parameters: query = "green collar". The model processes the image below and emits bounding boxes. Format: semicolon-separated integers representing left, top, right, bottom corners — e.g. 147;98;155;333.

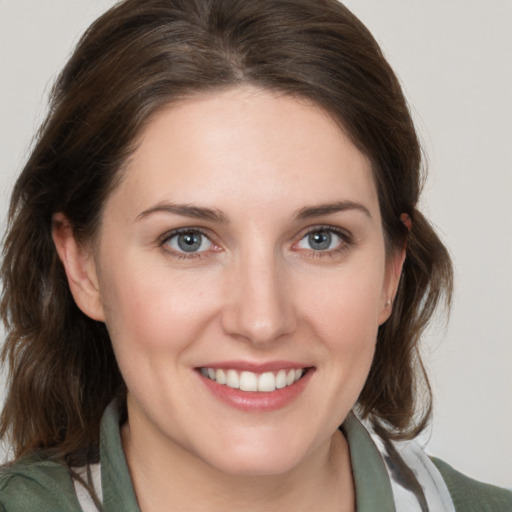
99;403;395;511
100;402;139;511
342;413;395;512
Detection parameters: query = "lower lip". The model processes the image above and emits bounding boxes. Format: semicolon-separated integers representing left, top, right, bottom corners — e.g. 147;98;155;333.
198;369;314;412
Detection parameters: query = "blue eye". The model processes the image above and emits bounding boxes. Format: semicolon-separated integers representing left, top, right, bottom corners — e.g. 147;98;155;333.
165;230;213;253
297;229;344;251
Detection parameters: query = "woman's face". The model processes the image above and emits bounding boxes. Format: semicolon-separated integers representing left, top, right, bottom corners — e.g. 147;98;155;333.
67;86;403;476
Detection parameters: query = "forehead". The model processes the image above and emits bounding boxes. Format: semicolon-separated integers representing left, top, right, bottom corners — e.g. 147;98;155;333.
108;86;379;220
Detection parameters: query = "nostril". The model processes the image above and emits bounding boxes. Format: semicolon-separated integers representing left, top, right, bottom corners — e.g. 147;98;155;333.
220;298;297;345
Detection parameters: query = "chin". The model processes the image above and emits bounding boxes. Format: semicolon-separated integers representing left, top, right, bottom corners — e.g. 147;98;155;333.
208;451;303;477
193;430;315;477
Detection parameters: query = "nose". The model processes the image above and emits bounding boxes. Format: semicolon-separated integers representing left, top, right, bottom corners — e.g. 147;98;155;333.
221;249;297;345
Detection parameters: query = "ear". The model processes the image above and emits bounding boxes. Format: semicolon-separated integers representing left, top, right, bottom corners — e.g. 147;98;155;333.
52;213;105;322
378;246;406;325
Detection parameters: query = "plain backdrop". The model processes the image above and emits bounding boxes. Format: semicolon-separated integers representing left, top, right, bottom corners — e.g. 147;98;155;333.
1;0;511;488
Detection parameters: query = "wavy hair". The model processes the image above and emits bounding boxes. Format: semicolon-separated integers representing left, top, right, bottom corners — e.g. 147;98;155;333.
1;0;452;465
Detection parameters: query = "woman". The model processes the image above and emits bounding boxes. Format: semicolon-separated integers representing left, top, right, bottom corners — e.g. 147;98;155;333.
0;0;510;510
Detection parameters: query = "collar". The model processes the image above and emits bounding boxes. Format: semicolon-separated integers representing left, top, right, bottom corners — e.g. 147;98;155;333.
97;403;398;511
342;413;396;512
99;401;139;511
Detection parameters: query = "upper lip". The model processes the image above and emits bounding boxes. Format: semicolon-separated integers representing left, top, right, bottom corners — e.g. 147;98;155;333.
197;360;313;373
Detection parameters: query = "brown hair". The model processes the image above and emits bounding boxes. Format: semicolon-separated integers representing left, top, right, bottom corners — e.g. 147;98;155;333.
1;0;452;465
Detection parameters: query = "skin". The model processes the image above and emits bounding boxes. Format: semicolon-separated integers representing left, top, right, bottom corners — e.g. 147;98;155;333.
53;86;404;511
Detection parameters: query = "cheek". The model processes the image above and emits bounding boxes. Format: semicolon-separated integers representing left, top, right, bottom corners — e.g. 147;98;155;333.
302;264;385;339
298;260;385;381
98;263;224;409
99;258;220;357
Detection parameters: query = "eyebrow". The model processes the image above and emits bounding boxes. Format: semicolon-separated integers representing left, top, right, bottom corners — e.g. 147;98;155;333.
136;199;371;224
295;201;371;220
136;202;229;224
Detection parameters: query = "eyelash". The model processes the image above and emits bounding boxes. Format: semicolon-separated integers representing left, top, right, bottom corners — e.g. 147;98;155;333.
158;225;353;260
294;225;353;260
159;227;216;260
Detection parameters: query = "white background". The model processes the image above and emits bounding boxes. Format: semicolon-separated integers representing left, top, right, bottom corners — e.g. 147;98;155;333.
1;0;511;488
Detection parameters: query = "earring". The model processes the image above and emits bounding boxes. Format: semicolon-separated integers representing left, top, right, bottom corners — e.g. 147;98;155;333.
385;299;392;307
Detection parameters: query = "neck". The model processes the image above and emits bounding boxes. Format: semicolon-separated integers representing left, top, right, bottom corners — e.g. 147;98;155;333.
122;419;355;512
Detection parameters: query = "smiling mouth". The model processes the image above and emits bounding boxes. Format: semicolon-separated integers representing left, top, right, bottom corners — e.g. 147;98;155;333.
199;367;309;392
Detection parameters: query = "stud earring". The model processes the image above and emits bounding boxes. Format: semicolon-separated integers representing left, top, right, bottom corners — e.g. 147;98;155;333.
385;299;392;307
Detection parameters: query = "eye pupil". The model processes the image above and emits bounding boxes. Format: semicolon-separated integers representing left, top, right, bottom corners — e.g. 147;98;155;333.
308;230;332;250
178;232;202;252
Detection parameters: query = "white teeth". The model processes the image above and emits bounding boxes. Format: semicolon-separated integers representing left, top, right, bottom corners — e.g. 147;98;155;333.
257;372;276;392
216;369;226;385
201;367;306;392
275;370;287;389
239;371;258;392
226;369;239;389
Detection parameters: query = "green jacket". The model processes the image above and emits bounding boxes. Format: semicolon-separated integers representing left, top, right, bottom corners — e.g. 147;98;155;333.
1;403;510;511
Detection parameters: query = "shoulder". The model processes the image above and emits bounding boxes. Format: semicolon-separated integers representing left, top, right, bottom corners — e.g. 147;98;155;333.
0;455;81;512
431;457;512;512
